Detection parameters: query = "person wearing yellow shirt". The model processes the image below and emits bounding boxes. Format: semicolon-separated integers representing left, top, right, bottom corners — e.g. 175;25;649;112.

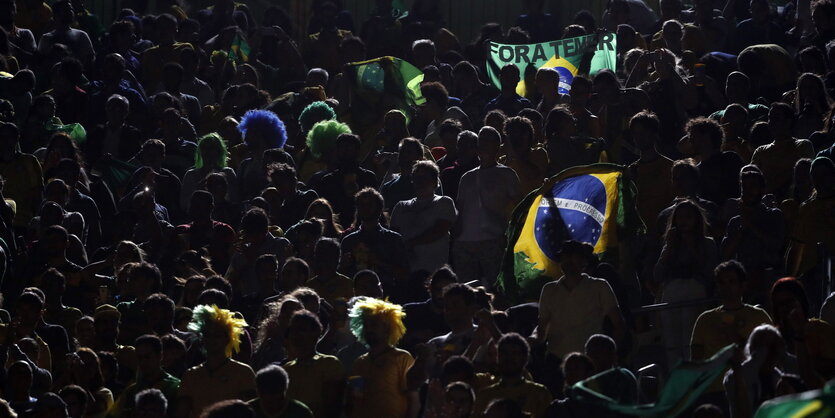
692;261;773;361
306;238;354;304
691;260;772;404
284;310;345;418
501;116;548;196
771;277;835;388
140;13;191;92
176;305;256;418
751;103;815;200
787;157;835;276
301;1;351;76
14;0;51;37
348;298;417;418
628;110;675;240
0;122;43;229
473;333;552;418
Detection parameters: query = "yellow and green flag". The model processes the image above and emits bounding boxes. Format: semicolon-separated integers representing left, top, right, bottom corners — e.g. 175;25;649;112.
755;380;835;418
343;56;425;152
498;164;643;301
487;32;617;96
228;33;250;63
572;344;736;416
344;56;425;127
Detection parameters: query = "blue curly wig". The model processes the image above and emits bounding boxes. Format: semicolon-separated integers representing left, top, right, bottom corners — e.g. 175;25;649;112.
238;109;287;149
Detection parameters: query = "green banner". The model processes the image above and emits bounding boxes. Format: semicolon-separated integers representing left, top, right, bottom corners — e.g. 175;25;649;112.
487;32;617;96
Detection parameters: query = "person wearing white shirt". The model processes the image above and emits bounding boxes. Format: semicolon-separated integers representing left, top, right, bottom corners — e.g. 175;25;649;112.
390;160;457;274
454;126;521;287
36;0;95;68
533;240;626;393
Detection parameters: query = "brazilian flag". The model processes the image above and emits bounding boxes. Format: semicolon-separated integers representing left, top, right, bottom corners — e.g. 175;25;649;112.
345;56;425;117
755;380;835;417
228;33;250;63
498;164;643;301
343;57;425;147
487;32;617;96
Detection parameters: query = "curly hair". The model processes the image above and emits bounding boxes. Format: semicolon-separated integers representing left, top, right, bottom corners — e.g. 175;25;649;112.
188;304;248;358
238;109;287;149
349;297;406;347
298;101;337;134
305;120;352;159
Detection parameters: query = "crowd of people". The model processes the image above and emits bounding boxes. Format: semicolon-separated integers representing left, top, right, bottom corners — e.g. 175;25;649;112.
0;0;834;416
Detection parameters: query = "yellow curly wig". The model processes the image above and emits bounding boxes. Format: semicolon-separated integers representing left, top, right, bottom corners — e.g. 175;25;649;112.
188;304;248;358
349;297;407;347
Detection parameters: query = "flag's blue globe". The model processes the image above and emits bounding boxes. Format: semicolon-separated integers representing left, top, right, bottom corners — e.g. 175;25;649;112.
534;174;607;261
555;66;574;94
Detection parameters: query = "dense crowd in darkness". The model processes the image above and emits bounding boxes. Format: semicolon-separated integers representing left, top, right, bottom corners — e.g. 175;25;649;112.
0;0;834;416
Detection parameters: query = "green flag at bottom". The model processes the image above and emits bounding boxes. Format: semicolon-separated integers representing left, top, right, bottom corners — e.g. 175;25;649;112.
572;344;736;416
755;380;835;418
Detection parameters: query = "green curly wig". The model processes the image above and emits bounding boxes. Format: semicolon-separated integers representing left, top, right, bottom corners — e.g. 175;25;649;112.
298;101;337;134
305;120;352;159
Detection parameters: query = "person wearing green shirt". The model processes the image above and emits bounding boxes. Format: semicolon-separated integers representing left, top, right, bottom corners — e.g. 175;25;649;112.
109;334;180;417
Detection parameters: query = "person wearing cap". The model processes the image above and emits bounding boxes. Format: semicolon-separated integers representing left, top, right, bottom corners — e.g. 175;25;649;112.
532;240;626;396
116;262;162;344
92;303;137;383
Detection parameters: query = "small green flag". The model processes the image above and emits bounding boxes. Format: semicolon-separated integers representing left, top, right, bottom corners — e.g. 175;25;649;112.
755;380;835;418
45;122;87;144
98;158;137;195
487;32;617;96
